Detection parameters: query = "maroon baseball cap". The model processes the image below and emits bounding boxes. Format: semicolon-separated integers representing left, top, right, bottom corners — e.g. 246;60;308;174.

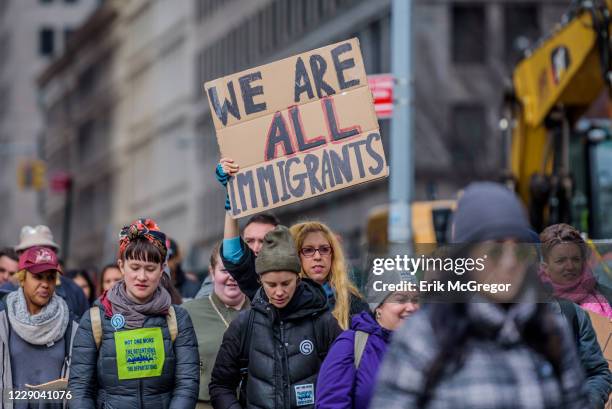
18;246;61;275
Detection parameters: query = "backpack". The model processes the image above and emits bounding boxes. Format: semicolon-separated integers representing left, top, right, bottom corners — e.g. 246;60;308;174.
353;330;369;369
89;305;178;350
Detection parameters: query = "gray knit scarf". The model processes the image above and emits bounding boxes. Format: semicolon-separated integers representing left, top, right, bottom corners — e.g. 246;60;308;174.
106;281;171;329
6;288;69;346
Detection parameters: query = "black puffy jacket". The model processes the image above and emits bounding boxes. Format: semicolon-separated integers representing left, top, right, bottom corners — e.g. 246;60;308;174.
209;278;342;409
68;303;200;409
221;240;370;317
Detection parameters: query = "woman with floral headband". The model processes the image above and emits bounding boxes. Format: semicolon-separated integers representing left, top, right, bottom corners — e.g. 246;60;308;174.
68;219;200;409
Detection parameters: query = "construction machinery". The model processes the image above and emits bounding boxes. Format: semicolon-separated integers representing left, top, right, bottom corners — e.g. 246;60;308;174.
365;0;611;255
504;0;612;238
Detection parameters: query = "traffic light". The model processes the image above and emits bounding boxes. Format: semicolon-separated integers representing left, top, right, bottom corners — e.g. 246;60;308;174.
32;160;46;190
17;159;46;191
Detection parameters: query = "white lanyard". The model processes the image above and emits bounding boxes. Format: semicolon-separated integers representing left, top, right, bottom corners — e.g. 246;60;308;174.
209;294;230;329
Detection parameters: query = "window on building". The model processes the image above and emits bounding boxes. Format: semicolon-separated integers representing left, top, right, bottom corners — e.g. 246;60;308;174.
77;120;95;163
39;27;54;57
449;104;487;169
64;28;74;47
451;4;486;64
504;4;539;66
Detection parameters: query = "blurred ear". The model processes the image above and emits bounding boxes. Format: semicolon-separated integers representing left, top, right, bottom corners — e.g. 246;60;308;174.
117;259;125;275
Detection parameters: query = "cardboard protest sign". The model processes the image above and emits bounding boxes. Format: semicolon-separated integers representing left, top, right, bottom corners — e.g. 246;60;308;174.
205;38;388;218
587;310;612;369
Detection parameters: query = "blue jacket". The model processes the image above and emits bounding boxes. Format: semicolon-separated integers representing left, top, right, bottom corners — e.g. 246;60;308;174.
315;311;391;409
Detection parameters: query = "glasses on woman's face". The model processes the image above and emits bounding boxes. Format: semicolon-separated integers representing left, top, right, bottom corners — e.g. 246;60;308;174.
300;245;333;258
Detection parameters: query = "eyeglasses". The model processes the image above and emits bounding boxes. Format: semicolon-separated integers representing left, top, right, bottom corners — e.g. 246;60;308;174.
300;245;333;257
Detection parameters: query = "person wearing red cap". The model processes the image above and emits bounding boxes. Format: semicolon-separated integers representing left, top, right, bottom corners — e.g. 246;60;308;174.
0;246;79;407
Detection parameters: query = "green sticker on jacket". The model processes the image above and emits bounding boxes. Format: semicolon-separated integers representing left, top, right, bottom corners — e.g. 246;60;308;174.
114;327;165;380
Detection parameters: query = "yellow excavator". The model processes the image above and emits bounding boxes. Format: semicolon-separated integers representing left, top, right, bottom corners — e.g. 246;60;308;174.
366;0;612;251
505;0;612;238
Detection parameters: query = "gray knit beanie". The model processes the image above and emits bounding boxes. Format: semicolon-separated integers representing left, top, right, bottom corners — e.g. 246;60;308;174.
255;225;302;275
452;182;531;243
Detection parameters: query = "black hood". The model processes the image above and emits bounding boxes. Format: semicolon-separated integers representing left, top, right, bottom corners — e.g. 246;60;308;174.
252;278;329;321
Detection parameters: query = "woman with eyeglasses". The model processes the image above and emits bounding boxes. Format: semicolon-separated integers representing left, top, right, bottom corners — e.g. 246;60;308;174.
290;222;370;329
315;287;419;409
215;159;369;330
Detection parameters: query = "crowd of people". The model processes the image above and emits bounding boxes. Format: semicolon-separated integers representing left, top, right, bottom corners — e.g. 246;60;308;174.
0;161;610;409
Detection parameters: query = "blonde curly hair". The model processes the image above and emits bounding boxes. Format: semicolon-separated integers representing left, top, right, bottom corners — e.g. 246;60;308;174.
290;221;363;330
15;269;60;286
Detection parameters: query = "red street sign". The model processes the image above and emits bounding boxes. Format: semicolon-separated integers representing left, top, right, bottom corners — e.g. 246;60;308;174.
368;74;394;119
50;172;72;193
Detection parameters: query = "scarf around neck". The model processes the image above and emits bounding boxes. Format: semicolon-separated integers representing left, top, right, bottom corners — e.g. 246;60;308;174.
466;288;538;346
6;288;69;346
538;266;612;318
106;281;171;329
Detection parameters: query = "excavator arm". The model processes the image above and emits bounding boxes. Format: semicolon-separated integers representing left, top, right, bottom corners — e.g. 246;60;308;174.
507;0;612;233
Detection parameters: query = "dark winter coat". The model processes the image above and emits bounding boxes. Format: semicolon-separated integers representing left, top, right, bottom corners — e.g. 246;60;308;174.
221;240;370;316
556;299;612;409
209;278;342;409
68;302;200;409
315;311;391;409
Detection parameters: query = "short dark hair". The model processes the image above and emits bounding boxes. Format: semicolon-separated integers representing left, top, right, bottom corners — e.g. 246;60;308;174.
0;247;18;262
245;213;280;229
121;238;164;264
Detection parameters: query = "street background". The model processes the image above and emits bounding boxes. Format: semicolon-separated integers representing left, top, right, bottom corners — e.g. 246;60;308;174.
0;0;572;276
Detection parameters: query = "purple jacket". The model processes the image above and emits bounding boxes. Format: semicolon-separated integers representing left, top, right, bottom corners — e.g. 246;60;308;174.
315;311;392;409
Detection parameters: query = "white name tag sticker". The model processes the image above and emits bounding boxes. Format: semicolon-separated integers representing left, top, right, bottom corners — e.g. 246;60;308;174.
295;383;315;406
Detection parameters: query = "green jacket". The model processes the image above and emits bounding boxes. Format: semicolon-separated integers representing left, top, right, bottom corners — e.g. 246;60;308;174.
183;292;249;402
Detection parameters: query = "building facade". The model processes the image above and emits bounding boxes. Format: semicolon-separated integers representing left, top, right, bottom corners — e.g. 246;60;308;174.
189;0;570;270
0;0;99;248
36;0;571;272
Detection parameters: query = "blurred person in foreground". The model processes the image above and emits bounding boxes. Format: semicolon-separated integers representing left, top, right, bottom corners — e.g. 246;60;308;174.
540;223;612;318
68;219;199;408
0;246;79;408
315;277;419;409
371;182;589;409
15;225;88;318
183;242;249;409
